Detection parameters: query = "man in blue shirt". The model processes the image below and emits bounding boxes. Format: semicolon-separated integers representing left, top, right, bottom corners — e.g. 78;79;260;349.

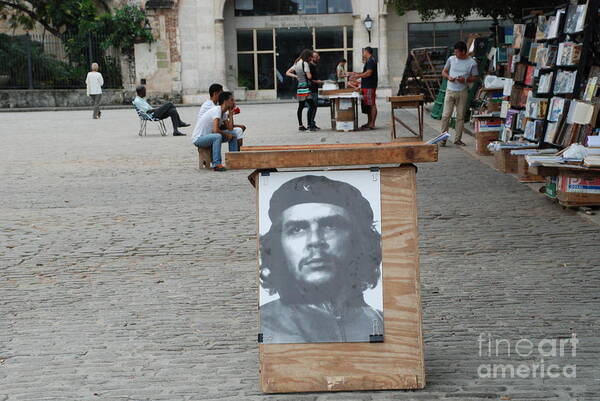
348;47;378;130
133;85;189;136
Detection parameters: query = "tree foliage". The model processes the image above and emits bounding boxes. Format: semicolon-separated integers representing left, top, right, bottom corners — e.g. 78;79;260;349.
0;1;152;51
389;0;566;22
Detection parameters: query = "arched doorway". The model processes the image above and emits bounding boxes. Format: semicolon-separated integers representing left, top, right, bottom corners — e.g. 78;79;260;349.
221;0;355;99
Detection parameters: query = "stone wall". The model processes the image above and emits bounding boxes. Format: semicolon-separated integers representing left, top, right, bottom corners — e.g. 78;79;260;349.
0;89;134;109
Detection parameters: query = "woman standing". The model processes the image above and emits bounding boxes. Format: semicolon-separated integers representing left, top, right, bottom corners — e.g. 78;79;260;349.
285;49;313;131
336;58;347;89
86;62;104;119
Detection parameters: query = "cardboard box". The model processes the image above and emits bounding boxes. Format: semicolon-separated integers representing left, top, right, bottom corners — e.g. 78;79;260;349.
494;148;519;173
475;118;502;132
558;176;600;194
556;175;600;206
475;131;499;155
517;155;545;182
335;98;354;122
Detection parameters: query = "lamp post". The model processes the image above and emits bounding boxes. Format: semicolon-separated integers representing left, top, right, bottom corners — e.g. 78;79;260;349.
363;14;373;43
143;19;152;51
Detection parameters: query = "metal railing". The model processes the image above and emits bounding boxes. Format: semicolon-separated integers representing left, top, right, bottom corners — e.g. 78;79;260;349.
0;32;123;89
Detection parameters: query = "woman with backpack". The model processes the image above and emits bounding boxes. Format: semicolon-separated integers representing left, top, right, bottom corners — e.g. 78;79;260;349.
285;49;314;131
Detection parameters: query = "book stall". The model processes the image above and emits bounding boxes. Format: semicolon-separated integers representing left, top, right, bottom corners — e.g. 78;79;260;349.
474;0;600;208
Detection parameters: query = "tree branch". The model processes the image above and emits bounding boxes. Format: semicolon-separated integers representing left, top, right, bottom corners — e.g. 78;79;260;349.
0;0;63;37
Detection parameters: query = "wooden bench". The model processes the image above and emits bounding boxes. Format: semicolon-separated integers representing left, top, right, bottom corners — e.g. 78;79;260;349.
197;147;212;169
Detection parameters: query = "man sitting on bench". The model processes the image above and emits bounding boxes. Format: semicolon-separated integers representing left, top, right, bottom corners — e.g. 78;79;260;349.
191;91;239;172
133;85;189;136
198;83;246;148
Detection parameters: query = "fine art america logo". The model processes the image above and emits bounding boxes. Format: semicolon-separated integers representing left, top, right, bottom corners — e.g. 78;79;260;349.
477;333;578;379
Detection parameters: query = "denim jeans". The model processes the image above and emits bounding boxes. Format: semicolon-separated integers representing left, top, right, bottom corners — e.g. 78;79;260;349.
193;133;238;167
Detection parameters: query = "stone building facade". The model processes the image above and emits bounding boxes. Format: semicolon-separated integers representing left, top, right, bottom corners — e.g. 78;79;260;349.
1;0;495;103
135;0;494;102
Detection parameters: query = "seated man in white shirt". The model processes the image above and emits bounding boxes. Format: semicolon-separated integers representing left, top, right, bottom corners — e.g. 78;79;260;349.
191;91;239;172
133;85;190;136
198;83;246;148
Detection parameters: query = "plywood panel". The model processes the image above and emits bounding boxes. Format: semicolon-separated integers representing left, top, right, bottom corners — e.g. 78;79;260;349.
227;144;437;170
258;166;425;393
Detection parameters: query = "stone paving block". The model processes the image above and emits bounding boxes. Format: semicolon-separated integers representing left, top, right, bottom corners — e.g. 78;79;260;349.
1;104;599;401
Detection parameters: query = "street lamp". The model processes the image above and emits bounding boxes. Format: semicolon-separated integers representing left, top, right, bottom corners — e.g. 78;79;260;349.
143;19;152;51
363;14;373;43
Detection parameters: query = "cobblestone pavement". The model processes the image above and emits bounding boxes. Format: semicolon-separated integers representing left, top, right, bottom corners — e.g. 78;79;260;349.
1;102;599;401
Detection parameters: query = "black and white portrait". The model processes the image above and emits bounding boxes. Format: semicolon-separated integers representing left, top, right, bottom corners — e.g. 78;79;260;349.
258;170;383;344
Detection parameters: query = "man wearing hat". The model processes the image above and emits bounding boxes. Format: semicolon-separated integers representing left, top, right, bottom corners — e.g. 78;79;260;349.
259;175;383;344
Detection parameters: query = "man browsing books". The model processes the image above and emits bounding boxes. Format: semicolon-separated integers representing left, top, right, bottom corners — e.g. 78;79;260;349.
440;41;479;146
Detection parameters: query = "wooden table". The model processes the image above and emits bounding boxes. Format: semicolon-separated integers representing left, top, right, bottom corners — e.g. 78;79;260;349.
387;95;425;142
320;88;361;131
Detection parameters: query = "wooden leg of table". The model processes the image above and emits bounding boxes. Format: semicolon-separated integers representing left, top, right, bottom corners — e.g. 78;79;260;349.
391;107;397;139
353;99;358;131
419;105;424;141
330;101;335;130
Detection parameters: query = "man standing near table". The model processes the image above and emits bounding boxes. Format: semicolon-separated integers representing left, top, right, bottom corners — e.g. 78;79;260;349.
348;47;378;130
440;41;479;146
308;51;325;131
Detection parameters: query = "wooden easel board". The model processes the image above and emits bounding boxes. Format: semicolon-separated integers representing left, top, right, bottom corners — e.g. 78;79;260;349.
255;166;425;393
226;142;437;170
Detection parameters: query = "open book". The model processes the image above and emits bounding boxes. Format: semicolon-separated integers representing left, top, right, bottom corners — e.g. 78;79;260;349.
426;132;451;144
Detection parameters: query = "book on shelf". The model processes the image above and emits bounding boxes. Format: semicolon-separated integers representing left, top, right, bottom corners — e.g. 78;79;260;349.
537;72;554;94
583;67;600;101
548;97;567;122
509;86;531;108
564;2;588;34
536;16;549;41
557;42;582;66
521;39;533;61
544;121;560;143
556;122;578;147
536;47;549;67
567;101;595;125
505;108;520;129
583;155;600;168
544;15;558;39
504;26;514;45
524;65;535;86
547;45;558;67
513;24;525;49
500;101;510;118
501;127;513;142
517;110;528;130
528;43;541;63
554;70;577;94
497;47;508;63
515;63;527;82
587;136;600;147
526;98;549;119
524;120;544;141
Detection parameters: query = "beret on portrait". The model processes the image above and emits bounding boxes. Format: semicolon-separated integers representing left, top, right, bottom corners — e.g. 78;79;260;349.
268;175;374;224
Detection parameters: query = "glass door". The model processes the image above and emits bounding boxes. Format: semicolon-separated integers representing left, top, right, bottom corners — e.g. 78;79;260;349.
275;27;313;99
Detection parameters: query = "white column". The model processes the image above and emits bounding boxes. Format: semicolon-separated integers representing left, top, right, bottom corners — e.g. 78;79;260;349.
214;18;227;88
378;12;390;88
352;14;365;71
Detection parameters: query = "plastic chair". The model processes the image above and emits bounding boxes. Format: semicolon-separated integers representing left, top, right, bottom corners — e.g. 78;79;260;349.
133;102;167;136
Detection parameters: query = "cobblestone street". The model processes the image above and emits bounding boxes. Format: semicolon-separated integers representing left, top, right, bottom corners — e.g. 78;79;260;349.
1;102;599;401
